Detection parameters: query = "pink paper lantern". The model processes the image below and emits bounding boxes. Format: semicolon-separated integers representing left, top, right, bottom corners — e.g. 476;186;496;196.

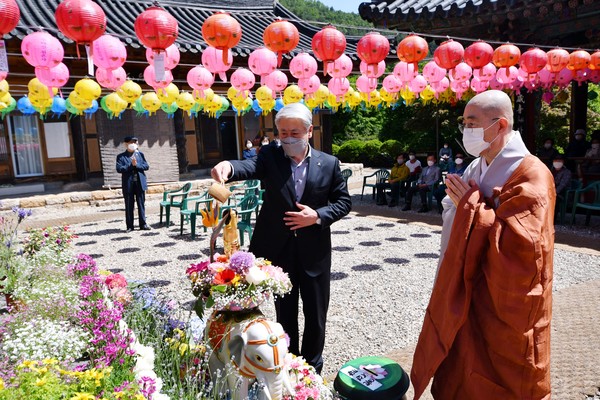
573;68;590;85
187;65;214;91
146;44;180;70
21;31;64;68
326;54;353;78
450;62;472;82
555;68;573;87
289;52;318;80
470;77;489;93
360;60;385;79
537;68;555;88
202;46;233;82
35;63;70;89
450;79;469;95
408;75;427;95
588;69;600;84
264;70;288;94
96;67;126;90
489;77;504;90
430;77;449;93
356;75;377;93
523;79;538;92
298;75;320;95
516;67;529;82
0;71;7;81
93;35;127;70
422;61;446;83
495;66;519;84
382;75;402;93
144;65;173;89
327;77;350;98
393;61;417;85
473;63;496;82
248;47;278;85
542;92;554;105
231;68;256;92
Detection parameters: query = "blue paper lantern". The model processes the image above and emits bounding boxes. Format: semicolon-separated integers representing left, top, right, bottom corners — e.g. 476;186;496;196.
51;96;67;116
274;98;284;111
17;96;36;115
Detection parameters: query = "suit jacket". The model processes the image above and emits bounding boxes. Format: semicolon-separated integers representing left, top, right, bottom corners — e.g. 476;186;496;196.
116;150;149;193
229;145;351;276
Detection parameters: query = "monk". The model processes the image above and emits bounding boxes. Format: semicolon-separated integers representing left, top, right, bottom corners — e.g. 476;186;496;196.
411;90;554;399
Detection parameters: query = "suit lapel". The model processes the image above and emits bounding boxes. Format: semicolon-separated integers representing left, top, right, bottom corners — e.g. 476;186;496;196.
300;149;321;204
274;148;297;208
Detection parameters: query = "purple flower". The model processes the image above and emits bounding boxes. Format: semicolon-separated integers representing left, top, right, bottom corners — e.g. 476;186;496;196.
229;251;255;273
12;206;32;222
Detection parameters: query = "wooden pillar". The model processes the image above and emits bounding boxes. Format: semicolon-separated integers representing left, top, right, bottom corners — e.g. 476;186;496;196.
70;116;87;181
570;81;588;137
173;109;188;173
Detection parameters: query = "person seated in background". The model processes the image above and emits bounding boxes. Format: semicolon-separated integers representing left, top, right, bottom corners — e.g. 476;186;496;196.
582;136;600;174
258;136;270;153
551;154;571;196
565;129;591;158
438;142;453;169
376;153;409;207
433;152;468;213
242;139;257;159
537;137;559;169
403;154;441;213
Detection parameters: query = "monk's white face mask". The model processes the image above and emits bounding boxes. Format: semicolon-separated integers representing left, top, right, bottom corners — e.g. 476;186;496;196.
461;119;501;157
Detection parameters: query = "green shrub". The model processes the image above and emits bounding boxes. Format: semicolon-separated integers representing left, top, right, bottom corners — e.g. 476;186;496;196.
380;140;404;158
337;140;365;163
362;139;383;166
332;143;340;157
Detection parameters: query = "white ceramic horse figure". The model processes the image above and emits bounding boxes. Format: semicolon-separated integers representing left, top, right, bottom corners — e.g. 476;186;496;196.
206;311;295;400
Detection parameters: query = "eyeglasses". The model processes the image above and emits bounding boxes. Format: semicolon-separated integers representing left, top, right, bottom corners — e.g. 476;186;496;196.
458;118;500;134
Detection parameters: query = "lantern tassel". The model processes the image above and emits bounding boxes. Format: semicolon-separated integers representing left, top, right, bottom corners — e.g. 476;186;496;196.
277;52;283;68
222;48;228;65
85;44;94;76
323;61;329;77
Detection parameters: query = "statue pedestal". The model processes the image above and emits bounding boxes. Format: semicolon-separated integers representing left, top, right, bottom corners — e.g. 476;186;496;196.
205;307;264;353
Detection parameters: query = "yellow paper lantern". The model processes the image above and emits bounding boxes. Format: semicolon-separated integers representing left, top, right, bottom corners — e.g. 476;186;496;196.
68;90;93;110
0;93;12;109
313;85;328;104
227;86;247;102
368;90;382;107
555;90;569;103
255;85;274;103
204;94;223;117
0;80;9;97
156;83;179;104
176;91;195;113
420;86;435;103
327;93;341;111
283;85;304;105
141;92;162;114
400;88;416;105
117;80;142;103
105;92;128;115
194;88;215;106
259;99;276;113
304;97;320;110
379;88;396;104
344;90;362;108
30;95;53;109
28;78;57;99
75;78;102;101
232;95;247;111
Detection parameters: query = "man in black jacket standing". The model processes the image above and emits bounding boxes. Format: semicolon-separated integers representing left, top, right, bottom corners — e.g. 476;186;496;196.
116;136;151;232
211;103;351;373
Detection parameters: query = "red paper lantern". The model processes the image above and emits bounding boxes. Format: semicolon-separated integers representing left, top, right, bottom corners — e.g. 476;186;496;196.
134;4;178;51
589;51;600;70
546;48;570;72
397;34;428;68
567;50;591;71
357;32;390;76
0;0;20;36
464;41;493;69
433;39;464;70
311;25;346;76
263;19;299;67
202;12;242;65
492;43;521;69
519;48;547;74
55;0;106;44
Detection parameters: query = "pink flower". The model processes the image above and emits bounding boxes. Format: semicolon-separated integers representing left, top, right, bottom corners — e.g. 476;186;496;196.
105;273;127;289
186;260;209;275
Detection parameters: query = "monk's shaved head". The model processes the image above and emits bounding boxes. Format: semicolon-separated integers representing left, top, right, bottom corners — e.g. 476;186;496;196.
466;90;514;129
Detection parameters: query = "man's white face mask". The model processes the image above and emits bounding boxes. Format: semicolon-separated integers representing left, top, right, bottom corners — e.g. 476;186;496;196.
127;143;138;152
461;119;501;157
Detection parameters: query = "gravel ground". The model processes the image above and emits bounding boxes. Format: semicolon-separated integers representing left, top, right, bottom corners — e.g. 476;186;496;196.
11;185;597;382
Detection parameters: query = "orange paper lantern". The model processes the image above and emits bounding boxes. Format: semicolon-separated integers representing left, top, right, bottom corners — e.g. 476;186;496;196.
357;32;390;76
519;48;548;74
134;4;178;51
464;41;493;69
0;0;20;36
312;25;346;76
202;12;242;65
589;51;600;70
492;43;521;69
263;19;299;67
567;50;591;71
397;34;428;69
545;48;570;72
433;39;464;70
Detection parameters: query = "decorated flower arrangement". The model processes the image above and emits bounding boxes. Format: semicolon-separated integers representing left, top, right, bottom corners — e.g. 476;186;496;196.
186;251;292;315
284;355;333;400
22;225;77;256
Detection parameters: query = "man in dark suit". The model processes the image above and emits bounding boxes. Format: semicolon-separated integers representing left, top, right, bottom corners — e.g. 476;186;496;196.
116;136;151;233
211;103;352;373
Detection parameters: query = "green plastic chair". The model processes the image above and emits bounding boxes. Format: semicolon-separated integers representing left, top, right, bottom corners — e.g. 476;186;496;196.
556;179;582;225
160;182;192;226
570;180;600;226
361;169;390;200
179;191;213;239
235;194;259;246
228;179;261;207
341;168;353;184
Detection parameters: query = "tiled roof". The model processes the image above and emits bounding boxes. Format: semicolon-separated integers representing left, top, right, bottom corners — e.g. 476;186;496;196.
8;0;359;57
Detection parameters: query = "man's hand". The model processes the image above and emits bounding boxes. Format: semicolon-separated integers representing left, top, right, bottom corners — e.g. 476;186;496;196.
445;174;476;206
284;202;319;230
211;161;232;184
131;156;137;167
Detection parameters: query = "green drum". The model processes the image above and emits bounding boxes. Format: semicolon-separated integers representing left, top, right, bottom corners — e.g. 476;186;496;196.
334;356;410;400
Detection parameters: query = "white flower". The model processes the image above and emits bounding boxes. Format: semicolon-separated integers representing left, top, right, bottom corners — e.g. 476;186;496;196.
152;393;170;400
246;266;267;285
135;369;157;381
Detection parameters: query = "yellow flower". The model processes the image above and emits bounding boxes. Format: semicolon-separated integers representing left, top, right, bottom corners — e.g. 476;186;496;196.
135;394;145;400
0;377;5;390
98;269;111;276
35;378;47;387
42;358;58;365
179;343;189;356
70;393;96;400
20;360;35;369
231;275;241;285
